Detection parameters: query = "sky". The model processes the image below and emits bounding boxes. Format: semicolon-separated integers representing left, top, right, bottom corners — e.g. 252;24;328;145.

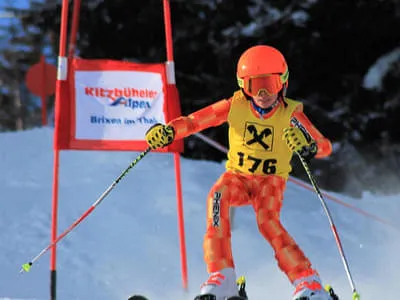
1;127;400;300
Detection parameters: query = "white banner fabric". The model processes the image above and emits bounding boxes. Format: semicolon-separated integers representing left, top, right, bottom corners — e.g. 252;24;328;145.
74;70;165;141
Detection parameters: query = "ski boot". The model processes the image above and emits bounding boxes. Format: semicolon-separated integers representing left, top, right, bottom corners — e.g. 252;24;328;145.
294;285;340;300
293;269;334;300
194;268;247;300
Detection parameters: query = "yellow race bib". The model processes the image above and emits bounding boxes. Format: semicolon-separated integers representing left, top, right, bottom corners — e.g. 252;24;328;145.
226;91;302;179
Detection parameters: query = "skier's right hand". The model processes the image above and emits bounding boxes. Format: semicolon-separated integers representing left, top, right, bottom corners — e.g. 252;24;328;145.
145;123;175;149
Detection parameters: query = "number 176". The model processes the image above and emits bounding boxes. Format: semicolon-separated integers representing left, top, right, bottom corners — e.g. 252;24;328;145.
237;152;277;174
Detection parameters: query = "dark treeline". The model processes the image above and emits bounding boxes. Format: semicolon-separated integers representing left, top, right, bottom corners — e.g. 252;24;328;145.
1;0;400;197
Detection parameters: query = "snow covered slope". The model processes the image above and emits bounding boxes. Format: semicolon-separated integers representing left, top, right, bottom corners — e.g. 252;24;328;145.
0;128;399;300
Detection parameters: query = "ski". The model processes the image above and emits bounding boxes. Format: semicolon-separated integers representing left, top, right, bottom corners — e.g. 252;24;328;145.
295;285;340;300
129;294;244;300
194;295;246;300
127;295;149;300
194;294;215;300
128;280;339;300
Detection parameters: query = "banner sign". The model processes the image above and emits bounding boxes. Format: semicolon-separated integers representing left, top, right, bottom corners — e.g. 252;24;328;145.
74;70;165;141
55;58;182;152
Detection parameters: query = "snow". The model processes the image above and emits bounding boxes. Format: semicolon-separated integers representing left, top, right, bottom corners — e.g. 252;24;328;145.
1;127;399;300
362;47;400;91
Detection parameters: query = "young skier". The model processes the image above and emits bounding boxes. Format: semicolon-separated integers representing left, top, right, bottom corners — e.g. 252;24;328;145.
145;45;333;300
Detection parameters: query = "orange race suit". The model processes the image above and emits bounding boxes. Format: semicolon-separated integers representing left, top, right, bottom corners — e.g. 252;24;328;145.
168;90;332;283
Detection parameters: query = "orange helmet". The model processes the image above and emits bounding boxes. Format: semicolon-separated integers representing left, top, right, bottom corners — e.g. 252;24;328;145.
237;45;289;97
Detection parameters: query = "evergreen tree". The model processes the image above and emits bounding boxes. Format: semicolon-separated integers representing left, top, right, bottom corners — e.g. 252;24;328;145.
0;0;53;130
13;0;400;195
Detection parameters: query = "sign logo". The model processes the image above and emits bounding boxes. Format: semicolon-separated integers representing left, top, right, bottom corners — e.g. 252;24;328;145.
212;192;222;227
244;122;273;151
84;87;158;110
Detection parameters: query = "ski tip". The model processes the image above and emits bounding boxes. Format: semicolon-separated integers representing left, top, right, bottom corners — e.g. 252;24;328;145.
194;294;216;300
127;295;149;300
194;294;246;300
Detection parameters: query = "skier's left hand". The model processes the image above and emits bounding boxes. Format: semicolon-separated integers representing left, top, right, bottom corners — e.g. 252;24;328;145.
282;127;317;158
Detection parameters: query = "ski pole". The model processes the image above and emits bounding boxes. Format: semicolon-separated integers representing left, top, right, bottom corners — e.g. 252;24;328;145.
297;154;360;300
20;147;152;273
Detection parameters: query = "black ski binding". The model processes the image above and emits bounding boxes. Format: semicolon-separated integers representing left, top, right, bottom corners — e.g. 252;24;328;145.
127;295;149;300
194;295;246;300
325;285;339;300
194;294;216;300
295;284;340;300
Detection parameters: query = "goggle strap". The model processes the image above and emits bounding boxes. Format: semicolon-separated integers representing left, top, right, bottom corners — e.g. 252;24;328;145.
280;68;289;84
237;76;244;88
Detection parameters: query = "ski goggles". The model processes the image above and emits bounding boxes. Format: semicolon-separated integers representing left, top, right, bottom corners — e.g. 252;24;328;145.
238;74;284;97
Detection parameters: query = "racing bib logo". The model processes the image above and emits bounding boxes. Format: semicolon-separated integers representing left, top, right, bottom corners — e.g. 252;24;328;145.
244;122;274;151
